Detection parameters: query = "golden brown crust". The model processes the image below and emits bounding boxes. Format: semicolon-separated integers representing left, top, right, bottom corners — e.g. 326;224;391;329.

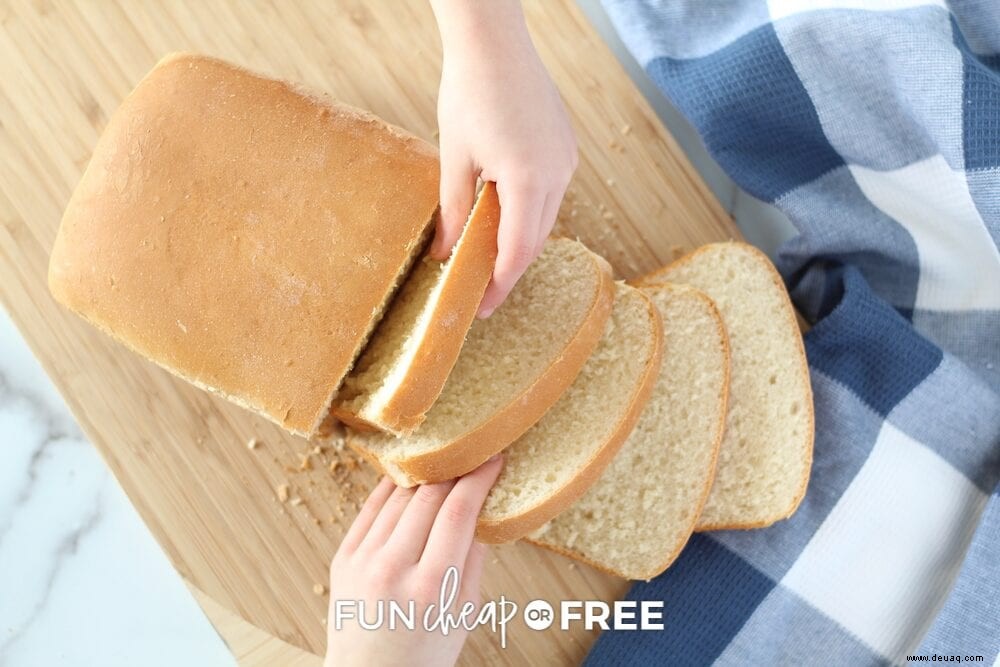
525;284;731;578
476;287;665;544
48;53;440;436
332;183;501;435
395;255;616;485
639;242;814;531
524;537;647;580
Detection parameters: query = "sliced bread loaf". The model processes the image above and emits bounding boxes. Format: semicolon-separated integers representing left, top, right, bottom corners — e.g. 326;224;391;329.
47;53;440;437
332;183;501;435
528;283;730;579
640;242;813;530
348;238;615;486
475;283;663;543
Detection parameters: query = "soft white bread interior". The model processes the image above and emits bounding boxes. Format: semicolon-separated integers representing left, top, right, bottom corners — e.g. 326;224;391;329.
47;53;440;437
348;238;615;486
332;183;501;436
529;283;730;579
476;283;663;544
640;242;813;530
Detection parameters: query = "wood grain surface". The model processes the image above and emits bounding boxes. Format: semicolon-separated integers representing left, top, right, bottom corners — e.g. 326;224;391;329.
0;0;738;663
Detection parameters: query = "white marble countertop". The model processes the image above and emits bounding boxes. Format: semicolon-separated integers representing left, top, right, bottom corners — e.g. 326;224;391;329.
0;3;793;664
0;310;235;666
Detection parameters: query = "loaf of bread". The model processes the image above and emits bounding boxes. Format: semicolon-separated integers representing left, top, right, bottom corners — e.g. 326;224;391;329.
348;239;615;486
529;283;730;578
332;183;500;436
476;283;663;543
640;242;814;530
48;53;440;437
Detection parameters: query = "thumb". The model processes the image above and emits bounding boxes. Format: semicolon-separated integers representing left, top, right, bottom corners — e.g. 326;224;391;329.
430;152;478;260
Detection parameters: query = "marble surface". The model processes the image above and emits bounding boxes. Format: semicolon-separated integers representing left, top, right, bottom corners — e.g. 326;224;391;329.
0;310;234;666
0;3;796;665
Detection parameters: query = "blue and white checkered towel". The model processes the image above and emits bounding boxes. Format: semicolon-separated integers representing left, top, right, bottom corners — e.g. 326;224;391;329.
587;2;1000;664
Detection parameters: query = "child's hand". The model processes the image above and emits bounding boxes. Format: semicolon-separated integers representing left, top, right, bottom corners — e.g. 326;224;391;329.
430;0;578;317
324;456;503;667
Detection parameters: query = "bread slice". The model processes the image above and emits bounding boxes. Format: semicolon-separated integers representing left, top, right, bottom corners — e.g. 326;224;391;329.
476;283;663;544
331;183;501;436
528;283;730;578
639;242;814;530
48;53;439;437
348;239;615;486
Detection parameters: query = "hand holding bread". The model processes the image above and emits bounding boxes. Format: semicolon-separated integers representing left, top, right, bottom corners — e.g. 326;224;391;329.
430;0;578;317
325;457;502;667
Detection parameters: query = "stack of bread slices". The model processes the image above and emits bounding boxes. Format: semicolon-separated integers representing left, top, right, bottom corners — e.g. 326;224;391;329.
345;239;814;579
48;54;814;581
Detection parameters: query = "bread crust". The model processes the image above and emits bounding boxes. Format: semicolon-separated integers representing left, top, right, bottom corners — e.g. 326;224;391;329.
640;242;814;531
476;286;665;544
331;183;501;435
526;284;731;578
348;248;617;486
48;53;440;437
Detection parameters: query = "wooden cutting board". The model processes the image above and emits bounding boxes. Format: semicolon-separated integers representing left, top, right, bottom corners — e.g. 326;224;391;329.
0;0;739;663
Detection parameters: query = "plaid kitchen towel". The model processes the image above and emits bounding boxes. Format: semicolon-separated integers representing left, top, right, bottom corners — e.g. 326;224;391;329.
587;2;1000;665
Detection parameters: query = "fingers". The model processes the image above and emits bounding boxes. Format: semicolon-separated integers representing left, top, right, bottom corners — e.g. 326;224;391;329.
339;476;396;554
459;542;488;606
478;183;546;317
431;152;478;260
383;479;456;563
535;184;567;257
358;484;416;552
420;456;504;571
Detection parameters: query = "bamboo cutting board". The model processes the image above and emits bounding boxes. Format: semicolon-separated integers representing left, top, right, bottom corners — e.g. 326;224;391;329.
0;0;739;664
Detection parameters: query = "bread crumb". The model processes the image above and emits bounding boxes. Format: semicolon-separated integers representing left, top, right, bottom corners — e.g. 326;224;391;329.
568;563;576;570
606;178;615;188
329;460;340;474
290;497;304;507
312;445;323;455
247;437;259;450
621;123;632;135
299;455;312;471
277;484;290;503
313;583;327;596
